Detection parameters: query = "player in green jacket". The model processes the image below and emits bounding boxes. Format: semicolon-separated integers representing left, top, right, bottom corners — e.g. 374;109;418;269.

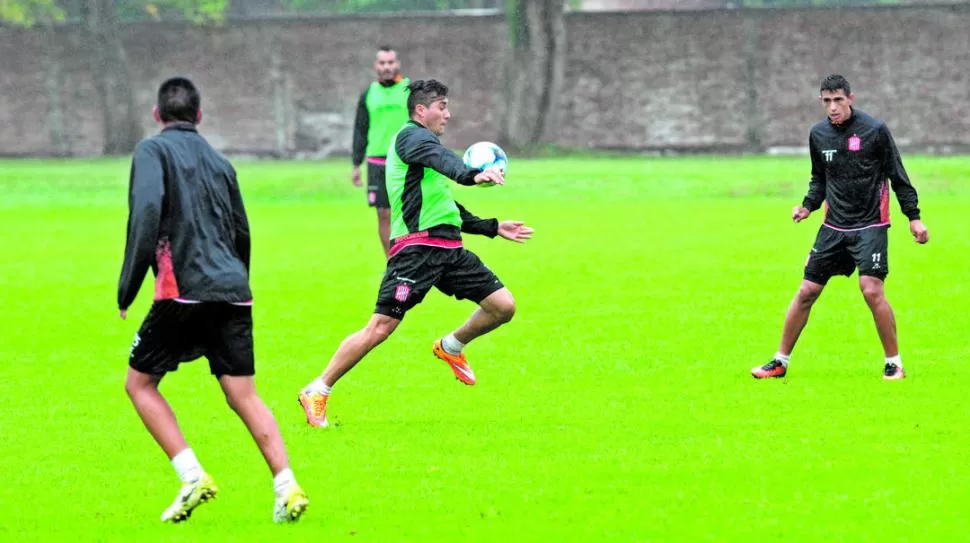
301;79;533;427
351;45;411;255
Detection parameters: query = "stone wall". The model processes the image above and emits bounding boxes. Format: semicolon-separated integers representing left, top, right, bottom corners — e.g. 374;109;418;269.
580;0;726;11
1;5;968;156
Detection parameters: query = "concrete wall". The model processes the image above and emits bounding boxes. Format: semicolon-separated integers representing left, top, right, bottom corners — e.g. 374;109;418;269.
1;5;968;156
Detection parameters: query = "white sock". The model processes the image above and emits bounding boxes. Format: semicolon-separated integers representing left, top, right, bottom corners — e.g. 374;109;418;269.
442;334;465;355
273;467;297;499
886;354;902;368
172;448;203;484
305;377;332;396
774;352;791;367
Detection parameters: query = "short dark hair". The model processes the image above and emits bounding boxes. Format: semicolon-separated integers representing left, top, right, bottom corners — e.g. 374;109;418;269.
157;77;200;124
378;44;394;53
407;79;448;116
820;74;851;96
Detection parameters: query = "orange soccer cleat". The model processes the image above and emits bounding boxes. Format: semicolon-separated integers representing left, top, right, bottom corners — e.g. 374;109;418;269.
298;389;329;427
433;339;476;386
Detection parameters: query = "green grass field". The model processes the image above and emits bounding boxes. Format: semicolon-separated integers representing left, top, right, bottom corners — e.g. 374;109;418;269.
2;155;969;541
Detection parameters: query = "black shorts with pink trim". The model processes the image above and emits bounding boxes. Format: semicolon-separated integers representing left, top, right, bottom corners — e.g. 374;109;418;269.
804;224;889;285
129;301;255;377
375;245;504;319
366;161;390;209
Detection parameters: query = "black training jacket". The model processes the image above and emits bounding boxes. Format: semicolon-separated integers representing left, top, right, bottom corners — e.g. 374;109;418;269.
118;124;252;310
803;109;920;230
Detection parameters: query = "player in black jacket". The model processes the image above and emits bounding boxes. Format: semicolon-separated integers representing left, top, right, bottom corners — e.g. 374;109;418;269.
118;77;308;523
753;74;929;381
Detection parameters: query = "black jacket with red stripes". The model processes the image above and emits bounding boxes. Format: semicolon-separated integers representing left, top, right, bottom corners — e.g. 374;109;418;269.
118;124;252;310
803;108;921;230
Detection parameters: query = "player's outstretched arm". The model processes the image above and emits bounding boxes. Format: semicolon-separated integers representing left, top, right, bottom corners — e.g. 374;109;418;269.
456;202;498;237
497;221;534;243
396;127;487;185
473;168;504;186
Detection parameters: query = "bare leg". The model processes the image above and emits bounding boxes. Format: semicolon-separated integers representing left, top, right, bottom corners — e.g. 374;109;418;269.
219;375;290;475
859;276;899;357
777;280;825;355
321;314;400;387
452;288;516;345
377;208;391;257
125;367;188;459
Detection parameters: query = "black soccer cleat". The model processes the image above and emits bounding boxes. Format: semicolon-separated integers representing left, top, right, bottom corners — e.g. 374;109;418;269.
752;359;787;379
883;363;905;380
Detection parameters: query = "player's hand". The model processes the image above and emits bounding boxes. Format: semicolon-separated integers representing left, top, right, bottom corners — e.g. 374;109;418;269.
474;168;505;186
910;219;929;244
497;221;533;243
119;309;127;320
352;166;362;187
792;206;811;223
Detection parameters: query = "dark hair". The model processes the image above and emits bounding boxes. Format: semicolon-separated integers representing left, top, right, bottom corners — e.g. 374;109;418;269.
378;44;394;53
407;79;448;116
820;74;850;96
157;77;200;124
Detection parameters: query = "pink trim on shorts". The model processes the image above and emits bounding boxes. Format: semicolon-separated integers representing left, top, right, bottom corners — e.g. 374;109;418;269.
388;231;463;259
174;298;254;306
822;222;889;233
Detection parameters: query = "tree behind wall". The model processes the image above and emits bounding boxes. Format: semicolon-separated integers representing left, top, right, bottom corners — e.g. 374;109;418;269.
500;0;566;152
80;0;142;154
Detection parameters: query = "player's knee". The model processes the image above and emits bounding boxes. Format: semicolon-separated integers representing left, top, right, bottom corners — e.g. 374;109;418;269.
366;319;398;345
123;378;138;399
796;283;823;305
225;394;253;414
492;297;516;324
369;326;392;344
862;289;884;307
500;301;516;323
860;280;885;305
124;373;151;399
224;389;259;415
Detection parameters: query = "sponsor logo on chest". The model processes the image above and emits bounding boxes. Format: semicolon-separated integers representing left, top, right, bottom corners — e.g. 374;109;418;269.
822;134;863;162
848;135;862;152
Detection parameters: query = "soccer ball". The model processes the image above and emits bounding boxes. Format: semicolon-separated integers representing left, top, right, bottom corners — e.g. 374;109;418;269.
463;141;508;186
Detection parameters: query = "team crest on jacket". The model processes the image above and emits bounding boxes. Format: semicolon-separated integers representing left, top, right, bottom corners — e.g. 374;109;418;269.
394;283;411;302
848;135;861;152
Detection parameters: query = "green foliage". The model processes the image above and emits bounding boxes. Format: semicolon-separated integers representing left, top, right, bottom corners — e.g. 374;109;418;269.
0;0;64;26
116;0;229;23
505;0;526;47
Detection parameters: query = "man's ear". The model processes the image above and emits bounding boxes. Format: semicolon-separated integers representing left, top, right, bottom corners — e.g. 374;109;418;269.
196;108;203;125
152;105;161;124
